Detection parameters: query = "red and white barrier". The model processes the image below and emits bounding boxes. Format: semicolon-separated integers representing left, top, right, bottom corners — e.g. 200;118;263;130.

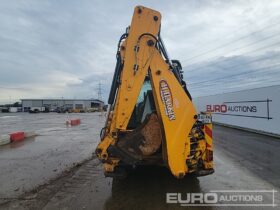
24;132;37;138
0;131;37;146
0;134;11;146
10;131;25;142
66;119;81;126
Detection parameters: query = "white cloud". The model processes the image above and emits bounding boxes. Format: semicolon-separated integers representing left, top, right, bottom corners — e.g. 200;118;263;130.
47;71;83;86
0;0;280;104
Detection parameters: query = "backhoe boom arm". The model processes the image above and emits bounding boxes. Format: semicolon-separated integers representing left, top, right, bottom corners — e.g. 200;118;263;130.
95;6;214;178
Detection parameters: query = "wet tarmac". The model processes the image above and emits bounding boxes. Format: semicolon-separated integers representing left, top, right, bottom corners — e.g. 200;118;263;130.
0;118;279;209
0;112;105;198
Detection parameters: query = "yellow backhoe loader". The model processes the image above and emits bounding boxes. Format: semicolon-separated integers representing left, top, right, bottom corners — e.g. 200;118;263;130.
95;6;214;179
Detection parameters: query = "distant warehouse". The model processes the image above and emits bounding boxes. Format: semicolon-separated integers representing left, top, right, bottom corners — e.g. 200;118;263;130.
21;99;104;112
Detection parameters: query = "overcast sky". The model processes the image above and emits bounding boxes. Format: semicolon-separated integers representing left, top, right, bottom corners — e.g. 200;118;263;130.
1;0;280;104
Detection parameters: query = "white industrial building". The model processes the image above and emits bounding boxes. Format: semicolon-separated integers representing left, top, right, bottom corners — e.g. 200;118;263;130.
21;99;104;112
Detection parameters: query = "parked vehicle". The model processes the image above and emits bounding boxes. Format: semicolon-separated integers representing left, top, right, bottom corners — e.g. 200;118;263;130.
9;107;18;113
29;107;45;113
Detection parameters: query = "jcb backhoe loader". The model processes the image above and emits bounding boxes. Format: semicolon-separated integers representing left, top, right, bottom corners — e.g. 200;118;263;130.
95;6;214;179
